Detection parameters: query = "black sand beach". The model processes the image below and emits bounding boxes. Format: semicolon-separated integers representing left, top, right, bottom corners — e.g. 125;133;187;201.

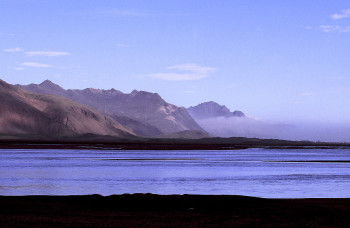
1;194;350;227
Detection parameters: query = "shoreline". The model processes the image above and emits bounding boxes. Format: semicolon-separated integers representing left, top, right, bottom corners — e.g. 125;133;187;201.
1;194;350;227
2;138;350;150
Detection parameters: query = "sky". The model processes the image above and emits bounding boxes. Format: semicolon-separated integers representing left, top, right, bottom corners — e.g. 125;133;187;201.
1;0;350;126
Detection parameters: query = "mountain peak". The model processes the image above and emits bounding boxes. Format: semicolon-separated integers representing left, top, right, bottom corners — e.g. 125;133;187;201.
128;90;165;105
39;80;63;90
130;89;139;96
105;88;123;95
198;101;230;111
84;88;102;94
188;101;245;119
232;110;245;117
0;78;13;90
130;90;160;98
40;79;55;86
203;101;219;105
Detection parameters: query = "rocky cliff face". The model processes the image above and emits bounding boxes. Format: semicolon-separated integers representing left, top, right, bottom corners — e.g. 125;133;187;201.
187;101;245;119
19;81;205;136
1;79;134;137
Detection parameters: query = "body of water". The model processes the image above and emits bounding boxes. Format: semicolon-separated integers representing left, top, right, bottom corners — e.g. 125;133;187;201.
1;148;350;198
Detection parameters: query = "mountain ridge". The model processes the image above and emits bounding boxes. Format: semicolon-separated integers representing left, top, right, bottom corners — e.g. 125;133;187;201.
1;79;134;137
188;101;245;119
18;80;205;136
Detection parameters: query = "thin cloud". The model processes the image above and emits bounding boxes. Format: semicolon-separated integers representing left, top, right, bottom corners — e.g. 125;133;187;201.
331;9;350;20
306;25;350;33
298;92;313;96
95;9;151;17
168;64;216;74
319;25;350;33
0;33;14;36
150;63;216;81
331;76;345;80
117;43;129;47
20;62;53;68
24;51;71;57
4;47;22;52
305;26;313;30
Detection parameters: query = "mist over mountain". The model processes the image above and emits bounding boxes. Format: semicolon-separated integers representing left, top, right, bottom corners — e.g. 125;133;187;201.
18;80;205;137
0;79;134;137
195;116;294;139
187;101;350;142
187;101;295;139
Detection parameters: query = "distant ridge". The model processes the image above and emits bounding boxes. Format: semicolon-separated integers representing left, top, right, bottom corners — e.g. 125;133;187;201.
188;101;245;119
18;80;205;137
187;101;294;139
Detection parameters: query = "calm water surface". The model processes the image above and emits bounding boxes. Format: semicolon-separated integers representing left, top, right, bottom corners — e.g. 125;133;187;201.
1;148;350;198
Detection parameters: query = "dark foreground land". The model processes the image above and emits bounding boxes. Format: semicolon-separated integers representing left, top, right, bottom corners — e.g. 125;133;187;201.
1;194;350;228
2;135;350;150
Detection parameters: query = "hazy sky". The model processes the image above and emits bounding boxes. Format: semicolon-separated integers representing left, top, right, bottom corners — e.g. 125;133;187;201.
1;0;350;124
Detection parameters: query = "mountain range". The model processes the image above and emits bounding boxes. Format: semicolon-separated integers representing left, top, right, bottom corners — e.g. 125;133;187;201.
1;78;345;142
0;79;133;138
17;80;206;137
0;78;251;139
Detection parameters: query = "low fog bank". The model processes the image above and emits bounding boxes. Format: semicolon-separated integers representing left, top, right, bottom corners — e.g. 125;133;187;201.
196;117;350;143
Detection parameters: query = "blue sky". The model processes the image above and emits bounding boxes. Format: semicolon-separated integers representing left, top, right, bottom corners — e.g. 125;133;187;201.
1;0;350;124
